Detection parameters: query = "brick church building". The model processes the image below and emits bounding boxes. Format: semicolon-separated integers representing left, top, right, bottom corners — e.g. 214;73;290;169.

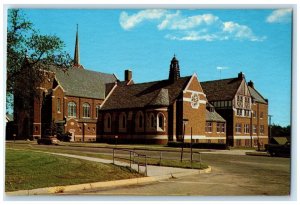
12;28;268;147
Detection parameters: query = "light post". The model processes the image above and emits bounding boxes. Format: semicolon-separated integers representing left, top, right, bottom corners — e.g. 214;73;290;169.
180;119;189;162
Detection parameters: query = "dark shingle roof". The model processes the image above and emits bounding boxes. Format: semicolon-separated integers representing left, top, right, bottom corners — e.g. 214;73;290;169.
248;86;267;104
201;78;242;101
206;109;226;122
101;76;192;110
52;66;117;99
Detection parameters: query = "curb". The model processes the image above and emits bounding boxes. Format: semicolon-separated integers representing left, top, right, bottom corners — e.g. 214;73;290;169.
245;152;270;157
6;166;211;196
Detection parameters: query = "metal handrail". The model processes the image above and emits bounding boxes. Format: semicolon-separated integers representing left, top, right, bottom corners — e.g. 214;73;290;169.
112;148;147;176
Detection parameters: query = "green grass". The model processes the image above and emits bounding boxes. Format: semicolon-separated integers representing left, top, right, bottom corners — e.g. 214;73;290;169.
6;143;208;170
5;149;141;192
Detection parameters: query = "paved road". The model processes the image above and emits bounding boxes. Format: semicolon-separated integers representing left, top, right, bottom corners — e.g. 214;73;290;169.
76;153;290;196
7;142;291;196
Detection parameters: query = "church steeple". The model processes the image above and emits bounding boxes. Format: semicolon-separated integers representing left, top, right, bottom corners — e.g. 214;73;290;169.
169;54;180;83
74;24;81;68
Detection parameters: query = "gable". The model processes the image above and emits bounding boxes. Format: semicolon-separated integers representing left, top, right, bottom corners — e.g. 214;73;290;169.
236;79;251;97
184;74;203;93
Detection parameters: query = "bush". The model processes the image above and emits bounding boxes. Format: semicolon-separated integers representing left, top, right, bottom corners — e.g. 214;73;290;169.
57;132;72;142
167;141;229;150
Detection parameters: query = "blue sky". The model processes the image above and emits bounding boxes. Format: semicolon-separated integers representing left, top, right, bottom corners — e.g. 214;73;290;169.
20;8;292;126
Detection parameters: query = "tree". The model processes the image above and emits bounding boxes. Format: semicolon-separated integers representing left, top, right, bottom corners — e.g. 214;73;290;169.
7;9;72;138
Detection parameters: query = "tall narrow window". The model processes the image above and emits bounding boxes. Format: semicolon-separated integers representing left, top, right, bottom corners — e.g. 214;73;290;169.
119;112;126;131
205;122;212;132
57;98;61;113
104;113;111;132
135;111;144;131
95;105;101;118
253;125;257;134
150;114;155;128
83;103;90;118
68;102;76;117
244;124;250;134
158;113;165;130
235;123;242;133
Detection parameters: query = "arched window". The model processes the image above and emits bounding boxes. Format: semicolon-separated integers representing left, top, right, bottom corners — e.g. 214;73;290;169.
95;105;101;118
135;111;144;131
119;112;127;131
68;102;76;117
148;113;155;129
83;103;90;118
104;113;111;132
157;113;165;131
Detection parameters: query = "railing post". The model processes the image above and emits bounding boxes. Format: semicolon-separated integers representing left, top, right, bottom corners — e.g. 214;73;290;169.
130;151;132;169
159;152;162;166
113;148;115;164
145;156;147;176
199;152;201;169
138;155;140;173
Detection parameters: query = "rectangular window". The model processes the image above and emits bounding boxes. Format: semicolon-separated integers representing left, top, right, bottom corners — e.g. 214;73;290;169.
260;125;264;134
235;123;242;133
236;139;241;146
218;139;224;144
244;124;250;134
228;101;232;107
221;123;225;133
217;123;220;133
221;101;224;107
237;109;243;116
205;122;212;133
253;111;256;118
253;125;257;134
57;98;61;113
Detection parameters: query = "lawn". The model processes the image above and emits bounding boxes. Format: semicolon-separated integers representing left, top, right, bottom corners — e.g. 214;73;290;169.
5;149;141;192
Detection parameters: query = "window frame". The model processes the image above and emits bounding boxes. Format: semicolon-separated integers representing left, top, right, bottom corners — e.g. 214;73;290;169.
82;103;91;118
68;102;77;117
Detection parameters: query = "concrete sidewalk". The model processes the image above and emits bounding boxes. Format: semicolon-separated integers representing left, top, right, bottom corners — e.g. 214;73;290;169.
6;151;211;196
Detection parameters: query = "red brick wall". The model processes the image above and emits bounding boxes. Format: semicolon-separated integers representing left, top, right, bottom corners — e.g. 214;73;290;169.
182;75;206;138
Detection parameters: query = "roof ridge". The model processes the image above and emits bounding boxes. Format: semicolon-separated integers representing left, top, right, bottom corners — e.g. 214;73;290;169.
125;75;192;87
201;77;238;83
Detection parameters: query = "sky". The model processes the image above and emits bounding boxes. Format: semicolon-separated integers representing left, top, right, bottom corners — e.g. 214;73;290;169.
14;8;292;126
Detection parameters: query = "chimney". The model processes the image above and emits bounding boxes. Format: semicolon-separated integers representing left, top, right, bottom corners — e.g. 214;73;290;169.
238;72;245;79
125;69;132;82
248;80;254;88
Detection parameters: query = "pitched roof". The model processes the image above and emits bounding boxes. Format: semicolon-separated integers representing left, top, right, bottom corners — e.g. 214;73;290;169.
51;66;117;99
248;86;267;104
201;78;243;101
101;76;192;110
206;109;226;122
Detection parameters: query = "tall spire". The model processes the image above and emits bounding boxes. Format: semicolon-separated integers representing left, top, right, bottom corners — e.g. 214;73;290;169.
74;24;80;67
169;54;180;83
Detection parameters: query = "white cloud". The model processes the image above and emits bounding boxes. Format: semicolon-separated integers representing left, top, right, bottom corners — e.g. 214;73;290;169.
222;21;266;42
266;9;292;23
158;12;219;30
119;9;265;42
165;31;219;42
119;9;167;30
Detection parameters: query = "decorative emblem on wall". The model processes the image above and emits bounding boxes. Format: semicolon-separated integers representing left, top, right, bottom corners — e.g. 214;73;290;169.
191;92;200;109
